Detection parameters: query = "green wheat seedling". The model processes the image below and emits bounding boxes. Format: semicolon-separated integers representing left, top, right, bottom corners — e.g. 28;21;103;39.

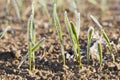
87;26;94;63
18;2;45;70
28;14;36;71
53;4;66;66
12;0;22;26
64;11;82;66
90;15;115;62
97;41;102;64
39;0;52;26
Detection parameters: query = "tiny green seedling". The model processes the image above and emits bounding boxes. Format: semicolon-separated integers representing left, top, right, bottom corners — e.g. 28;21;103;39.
53;3;66;66
64;11;82;66
97;41;102;64
90;15;115;62
18;1;45;71
87;26;94;63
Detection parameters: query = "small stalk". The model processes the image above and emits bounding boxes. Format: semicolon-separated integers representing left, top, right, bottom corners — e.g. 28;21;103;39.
90;15;115;62
18;1;45;70
87;26;94;63
28;1;36;71
97;41;102;64
53;4;66;65
75;11;80;38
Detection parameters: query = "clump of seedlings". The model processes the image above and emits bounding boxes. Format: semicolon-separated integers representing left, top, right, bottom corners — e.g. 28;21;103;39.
53;3;66;66
90;15;115;62
64;11;82;66
18;1;45;71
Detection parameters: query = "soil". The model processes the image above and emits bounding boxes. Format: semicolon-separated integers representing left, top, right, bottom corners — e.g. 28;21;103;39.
0;0;120;80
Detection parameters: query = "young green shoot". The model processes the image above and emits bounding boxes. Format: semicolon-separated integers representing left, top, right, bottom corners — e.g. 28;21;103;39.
53;4;66;66
90;15;115;62
27;1;36;71
97;41;102;64
64;11;82;66
75;11;80;38
87;26;94;63
18;1;45;71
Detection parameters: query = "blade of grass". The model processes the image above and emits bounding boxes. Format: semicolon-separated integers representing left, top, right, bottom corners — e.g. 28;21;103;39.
75;11;80;38
27;0;37;70
53;3;66;65
27;15;33;71
97;41;102;64
87;26;94;63
70;22;82;66
64;11;77;56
